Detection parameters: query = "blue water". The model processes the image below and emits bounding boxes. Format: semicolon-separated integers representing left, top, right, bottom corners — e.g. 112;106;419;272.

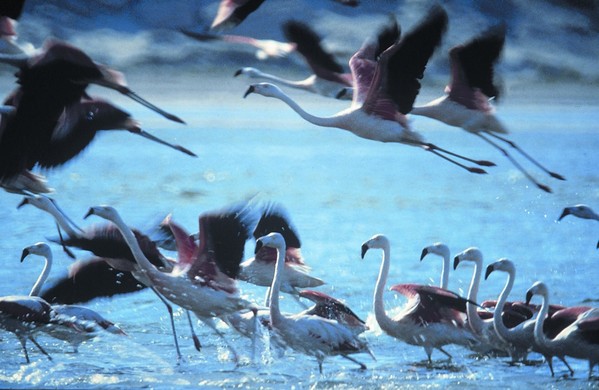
0;73;598;388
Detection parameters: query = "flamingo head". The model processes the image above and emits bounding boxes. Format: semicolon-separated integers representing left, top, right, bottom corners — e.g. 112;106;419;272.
361;234;389;259
485;258;515;280
234;67;261;78
17;194;55;211
21;242;52;262
558;204;597;221
84;205;119;222
525;281;548;305
453;247;482;270
420;242;449;261
255;232;286;254
243;82;284;99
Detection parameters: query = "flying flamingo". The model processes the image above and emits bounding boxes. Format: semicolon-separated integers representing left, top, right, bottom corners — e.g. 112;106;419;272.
85;204;258;364
526;281;599;378
255;232;374;373
20;242;127;352
181;29;295;60
558;204;599;249
244;6;495;174
210;0;266;31
411;25;564;193
420;242;451;289
361;234;479;363
17;194;205;361
237;202;324;306
236;19;359;99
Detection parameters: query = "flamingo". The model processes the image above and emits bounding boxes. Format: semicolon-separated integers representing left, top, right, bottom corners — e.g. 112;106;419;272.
20;242;127;353
361;234;479;363
453;247;524;355
181;29;295;60
526;281;599;378
298;290;368;335
485;259;591;370
85;204;258;364
236;19;359;99
237;202;324;306
210;0;266;31
558;204;599;249
411;25;564;193
420;242;451;289
244;6;495;174
17;195;202;362
256;232;374;373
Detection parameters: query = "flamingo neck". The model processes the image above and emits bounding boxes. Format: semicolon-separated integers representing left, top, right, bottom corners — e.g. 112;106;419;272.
493;269;515;341
254;71;309;88
274;90;342;128
440;254;449;290
269;242;287;327
533;292;551;350
373;243;395;330
105;213;159;278
29;252;52;297
466;260;484;333
45;203;80;238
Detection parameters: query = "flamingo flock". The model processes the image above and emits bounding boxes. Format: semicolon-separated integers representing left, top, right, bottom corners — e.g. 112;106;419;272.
0;0;596;385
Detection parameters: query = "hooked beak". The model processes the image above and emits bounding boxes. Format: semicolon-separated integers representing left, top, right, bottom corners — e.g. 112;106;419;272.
525;290;533;306
254;239;264;254
453;256;461;270
20;248;30;262
83;208;95;220
360;244;369;259
484;264;494;280
16;197;29;209
557;208;571;221
243;85;255;98
420;248;429;261
234;69;242;77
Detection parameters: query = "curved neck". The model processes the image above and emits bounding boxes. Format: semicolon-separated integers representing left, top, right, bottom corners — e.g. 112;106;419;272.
274;90;342;128
493;269;515;340
44;203;81;238
533;292;551;349
373;243;395;330
269;242;286;326
466;260;484;333
105;213;159;278
254;71;307;88
29;253;52;296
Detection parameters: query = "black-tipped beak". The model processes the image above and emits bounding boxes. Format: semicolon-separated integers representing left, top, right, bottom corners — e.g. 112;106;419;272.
243;85;255;98
420;248;429;261
20;248;30;262
484;264;494;280
558;208;570;221
525;290;533;305
16;198;29;209
453;256;460;270
254;239;263;254
361;244;369;259
335;88;348;100
83;208;94;220
234;69;242;77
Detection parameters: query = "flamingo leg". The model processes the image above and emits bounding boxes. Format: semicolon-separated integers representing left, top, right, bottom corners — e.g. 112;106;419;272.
55;223;77;259
186;310;202;352
476;133;552;193
150;287;183;362
340;354;367;370
486;132;565;180
422;146;489;174
18;337;30;363
28;336;52;361
437;346;453;360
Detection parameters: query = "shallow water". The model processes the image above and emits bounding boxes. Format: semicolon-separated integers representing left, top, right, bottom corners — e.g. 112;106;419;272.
0;73;598;388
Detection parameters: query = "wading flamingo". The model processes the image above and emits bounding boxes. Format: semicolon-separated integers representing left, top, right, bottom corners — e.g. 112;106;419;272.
526;281;599;378
411;25;564;193
86;204;258;364
420;242;451;289
361;234;479;363
244;6;495;174
256;232;374;373
21;242;126;352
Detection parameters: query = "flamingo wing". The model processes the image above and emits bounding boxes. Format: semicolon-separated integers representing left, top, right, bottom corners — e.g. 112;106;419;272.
282;20;350;85
363;5;447;118
0;296;52;323
300;290;367;326
349;15;400;107
577;315;599;344
447;24;505;110
165;215;198;272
